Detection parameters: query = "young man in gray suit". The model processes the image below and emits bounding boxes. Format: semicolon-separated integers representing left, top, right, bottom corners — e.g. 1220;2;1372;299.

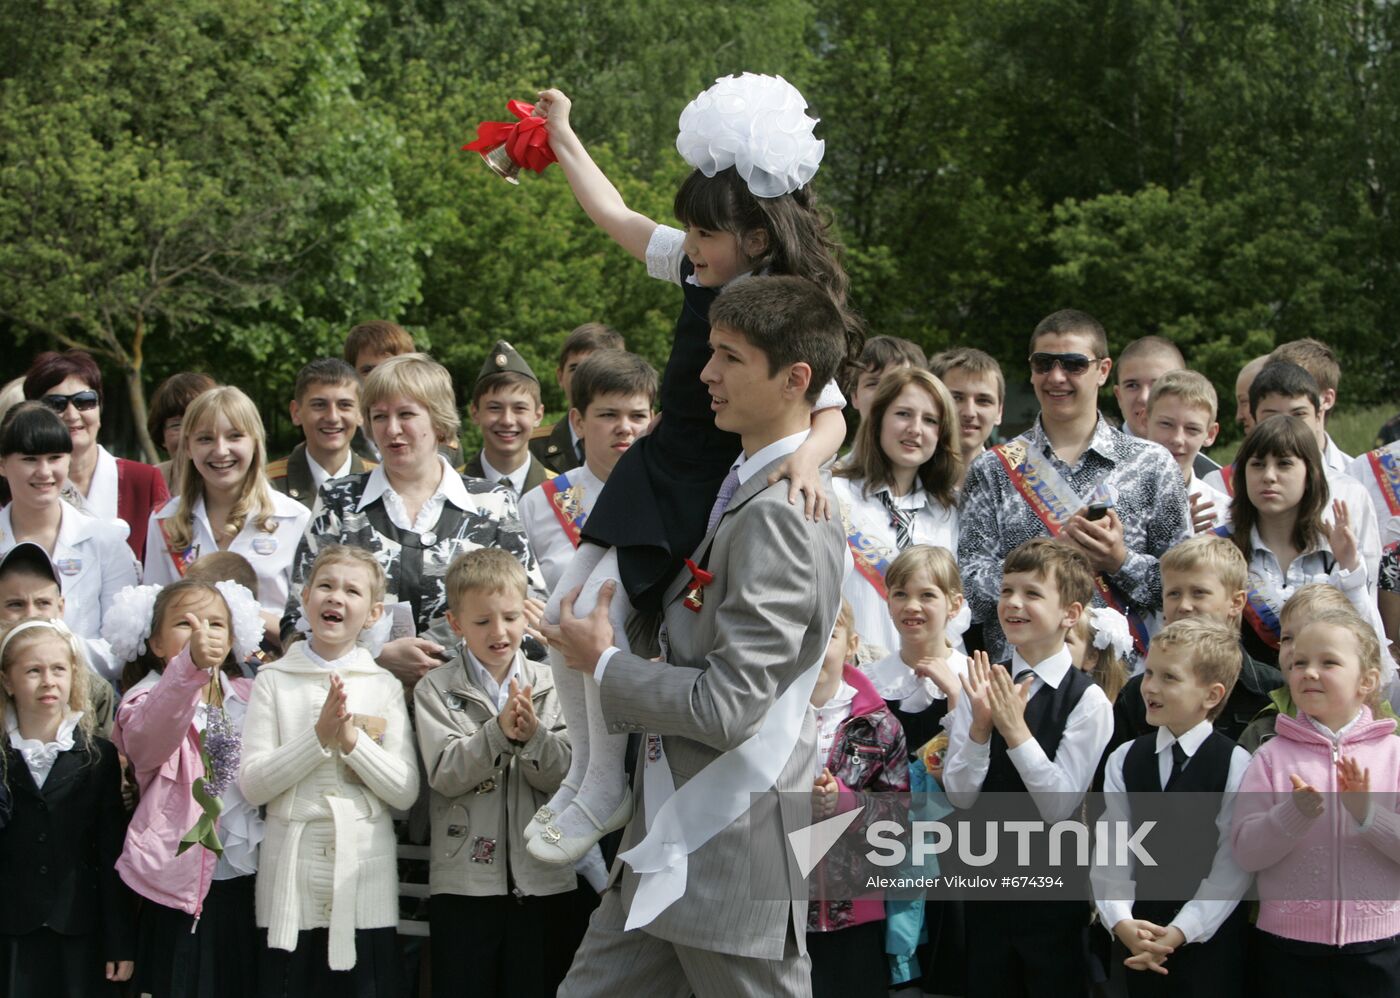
545;275;852;998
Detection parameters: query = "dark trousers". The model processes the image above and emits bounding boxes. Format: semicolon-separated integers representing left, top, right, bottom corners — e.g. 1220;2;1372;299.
1117;907;1246;998
808;920;887;998
963;902;1090;998
429;889;587;998
258;926;399;998
1255;928;1400;998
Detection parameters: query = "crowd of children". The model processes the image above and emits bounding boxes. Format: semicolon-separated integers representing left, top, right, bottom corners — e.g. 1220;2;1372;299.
2;70;1399;998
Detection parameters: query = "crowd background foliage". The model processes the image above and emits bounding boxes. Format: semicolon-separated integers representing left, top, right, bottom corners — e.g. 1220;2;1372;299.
2;0;1397;461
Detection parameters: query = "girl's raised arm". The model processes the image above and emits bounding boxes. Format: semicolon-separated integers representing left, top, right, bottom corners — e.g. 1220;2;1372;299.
537;89;658;262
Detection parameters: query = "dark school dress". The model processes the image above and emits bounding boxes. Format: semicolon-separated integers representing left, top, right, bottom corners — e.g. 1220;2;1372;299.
0;732;134;998
580;259;739;612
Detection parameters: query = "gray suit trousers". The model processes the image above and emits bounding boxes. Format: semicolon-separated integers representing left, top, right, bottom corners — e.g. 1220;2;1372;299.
559;887;813;998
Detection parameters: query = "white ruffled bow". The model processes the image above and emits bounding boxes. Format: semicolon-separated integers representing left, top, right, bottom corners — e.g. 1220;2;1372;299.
6;709;82;789
676;73;824;198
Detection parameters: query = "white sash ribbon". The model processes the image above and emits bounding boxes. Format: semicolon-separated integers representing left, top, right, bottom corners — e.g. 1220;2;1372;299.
618;652;823;930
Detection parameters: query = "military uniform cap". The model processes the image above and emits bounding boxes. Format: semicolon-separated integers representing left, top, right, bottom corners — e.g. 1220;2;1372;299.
476;340;539;389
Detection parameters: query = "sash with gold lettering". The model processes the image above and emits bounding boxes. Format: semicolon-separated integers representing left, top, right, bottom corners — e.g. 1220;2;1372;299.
843;505;894;599
994;437;1151;655
157;518;198;578
1365;447;1400;518
541;471;586;549
1210;524;1282;649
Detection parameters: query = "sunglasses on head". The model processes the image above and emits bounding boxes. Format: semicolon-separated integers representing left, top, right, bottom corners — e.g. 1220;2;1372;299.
40;390;100;413
1028;352;1099;376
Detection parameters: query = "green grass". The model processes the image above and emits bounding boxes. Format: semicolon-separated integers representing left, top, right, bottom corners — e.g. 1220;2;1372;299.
1206;403;1395;464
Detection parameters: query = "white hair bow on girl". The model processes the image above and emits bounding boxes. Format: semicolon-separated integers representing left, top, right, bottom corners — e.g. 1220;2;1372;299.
1090;606;1135;660
676;73;825;198
101;581;265;665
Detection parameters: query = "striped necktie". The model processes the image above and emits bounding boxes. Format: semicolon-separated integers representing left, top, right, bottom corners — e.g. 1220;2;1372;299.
879;490;914;550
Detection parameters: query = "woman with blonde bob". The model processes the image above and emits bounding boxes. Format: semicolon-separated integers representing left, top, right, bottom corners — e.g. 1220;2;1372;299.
144;387;311;627
835;366;964;659
281;353;542;686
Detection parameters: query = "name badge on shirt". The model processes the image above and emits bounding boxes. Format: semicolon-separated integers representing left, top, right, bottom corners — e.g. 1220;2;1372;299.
251;535;278;556
54;558;82;576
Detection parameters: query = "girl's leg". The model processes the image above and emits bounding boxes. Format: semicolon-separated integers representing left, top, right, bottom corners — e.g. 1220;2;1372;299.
531;548;635;859
532;542;612;830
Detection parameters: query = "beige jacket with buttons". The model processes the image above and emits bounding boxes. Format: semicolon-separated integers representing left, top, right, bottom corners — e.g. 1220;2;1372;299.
414;647;576;898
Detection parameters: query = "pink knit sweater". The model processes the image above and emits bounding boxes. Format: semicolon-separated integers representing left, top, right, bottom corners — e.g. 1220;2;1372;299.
1232;707;1400;946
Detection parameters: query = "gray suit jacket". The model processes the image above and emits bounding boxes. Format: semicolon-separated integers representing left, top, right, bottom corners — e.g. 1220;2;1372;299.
598;455;846;960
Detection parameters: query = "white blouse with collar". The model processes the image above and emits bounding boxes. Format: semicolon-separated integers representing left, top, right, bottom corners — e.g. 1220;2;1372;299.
832;475;963;660
144;489;311;614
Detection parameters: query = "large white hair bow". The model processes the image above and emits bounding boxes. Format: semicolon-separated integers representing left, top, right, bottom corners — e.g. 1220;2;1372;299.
676;73;824;198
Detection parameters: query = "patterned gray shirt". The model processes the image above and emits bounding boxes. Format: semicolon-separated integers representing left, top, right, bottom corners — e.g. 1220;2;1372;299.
957;415;1190;660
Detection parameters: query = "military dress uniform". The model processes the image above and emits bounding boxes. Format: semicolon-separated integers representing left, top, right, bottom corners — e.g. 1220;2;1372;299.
267;442;377;508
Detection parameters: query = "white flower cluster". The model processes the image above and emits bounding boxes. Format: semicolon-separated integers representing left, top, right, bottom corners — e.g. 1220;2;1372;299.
214;580;265;663
1090;606;1135;661
101;584;163;664
676;73;824;198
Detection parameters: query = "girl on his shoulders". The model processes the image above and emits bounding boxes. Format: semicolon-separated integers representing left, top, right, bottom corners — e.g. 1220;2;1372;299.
145;387;311;637
520;75;860;861
0;617;133;997
108;577;266;998
239;546;417;995
835;367;964;660
1233;606;1400;994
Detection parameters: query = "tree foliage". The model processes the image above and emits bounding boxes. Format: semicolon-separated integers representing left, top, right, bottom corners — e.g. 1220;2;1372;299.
2;0;1396;457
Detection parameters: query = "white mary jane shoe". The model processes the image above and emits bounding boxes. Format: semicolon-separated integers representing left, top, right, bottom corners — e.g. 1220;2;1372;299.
526;789;634;866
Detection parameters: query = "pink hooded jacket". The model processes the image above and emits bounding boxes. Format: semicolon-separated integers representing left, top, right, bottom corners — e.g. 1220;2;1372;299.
1232;706;1400;946
111;649;254;917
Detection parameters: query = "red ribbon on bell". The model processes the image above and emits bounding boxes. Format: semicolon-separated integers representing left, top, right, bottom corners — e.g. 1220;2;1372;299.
463;99;556;184
682;558;714;613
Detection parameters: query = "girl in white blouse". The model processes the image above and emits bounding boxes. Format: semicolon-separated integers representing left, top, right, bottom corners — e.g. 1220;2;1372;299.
834;367;965;660
144;387;310;632
1224;414;1393;685
0;403;138;681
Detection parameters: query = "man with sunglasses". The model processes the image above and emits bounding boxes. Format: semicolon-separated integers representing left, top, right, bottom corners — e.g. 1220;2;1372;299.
957;309;1190;664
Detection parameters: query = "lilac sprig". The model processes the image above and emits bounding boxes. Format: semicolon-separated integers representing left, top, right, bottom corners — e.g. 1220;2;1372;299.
203;705;241;798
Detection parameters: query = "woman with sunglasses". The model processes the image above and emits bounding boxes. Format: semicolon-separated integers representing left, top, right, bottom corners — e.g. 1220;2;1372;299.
22;350;168;561
0;402;140;681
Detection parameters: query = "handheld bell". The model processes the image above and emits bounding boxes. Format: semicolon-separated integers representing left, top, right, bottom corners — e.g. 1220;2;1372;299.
479;143;521;185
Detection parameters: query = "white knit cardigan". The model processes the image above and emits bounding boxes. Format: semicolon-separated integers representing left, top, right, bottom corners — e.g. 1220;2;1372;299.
238;641;418;970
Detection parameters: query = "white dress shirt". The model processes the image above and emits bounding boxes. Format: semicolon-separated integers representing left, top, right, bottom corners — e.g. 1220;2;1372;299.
144;489;312;614
478;452;533;498
1345;444;1400;550
1188;474;1232;531
1322;433;1352;476
518;462;605;592
1093;720;1252;944
833;475;961;660
307;451;353;494
942;645;1113;822
466;649;525;713
0;503;138;681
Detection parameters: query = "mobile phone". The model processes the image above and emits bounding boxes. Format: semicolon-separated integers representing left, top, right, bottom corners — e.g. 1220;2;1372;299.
1086;501;1112;521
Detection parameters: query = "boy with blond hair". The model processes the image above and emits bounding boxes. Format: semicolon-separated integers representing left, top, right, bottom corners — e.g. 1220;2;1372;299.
1093;617;1250;992
1113;535;1283;745
929;347;1005;481
1145;370;1227;533
415;547;576;997
944;537;1113;997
